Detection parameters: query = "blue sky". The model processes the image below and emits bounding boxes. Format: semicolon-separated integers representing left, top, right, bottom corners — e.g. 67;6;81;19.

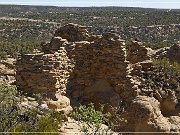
0;0;180;9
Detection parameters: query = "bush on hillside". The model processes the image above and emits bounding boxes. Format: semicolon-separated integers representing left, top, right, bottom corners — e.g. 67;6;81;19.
70;103;112;134
0;84;63;134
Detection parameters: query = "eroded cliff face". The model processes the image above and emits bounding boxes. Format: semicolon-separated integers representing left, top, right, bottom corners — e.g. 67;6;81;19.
16;23;180;133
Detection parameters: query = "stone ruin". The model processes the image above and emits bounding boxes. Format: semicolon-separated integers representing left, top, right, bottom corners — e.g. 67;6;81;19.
127;41;151;64
16;23;180;133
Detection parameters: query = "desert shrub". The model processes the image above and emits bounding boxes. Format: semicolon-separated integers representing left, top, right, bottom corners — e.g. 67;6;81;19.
152;58;180;76
0;41;41;59
141;58;180;90
143;41;172;50
12;111;62;135
0;84;20;132
153;58;180;87
0;84;62;134
70;103;112;134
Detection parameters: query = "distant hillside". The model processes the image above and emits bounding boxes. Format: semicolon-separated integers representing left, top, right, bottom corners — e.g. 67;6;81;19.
0;4;179;15
0;4;180;58
0;5;165;13
1;4;180;26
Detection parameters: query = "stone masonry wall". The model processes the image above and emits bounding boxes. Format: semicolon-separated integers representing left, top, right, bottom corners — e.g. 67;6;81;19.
16;48;73;112
16;23;135;112
16;23;180;132
65;34;135;107
127;41;150;64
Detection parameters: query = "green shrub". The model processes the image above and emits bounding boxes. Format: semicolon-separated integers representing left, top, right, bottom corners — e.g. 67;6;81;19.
0;84;63;134
0;84;20;132
146;58;180;90
143;41;172;50
70;103;111;134
12;111;61;135
152;58;180;75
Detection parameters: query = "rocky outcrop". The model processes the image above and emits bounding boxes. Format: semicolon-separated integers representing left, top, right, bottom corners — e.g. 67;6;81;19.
122;40;180;133
16;23;180;133
0;58;16;84
129;96;180;134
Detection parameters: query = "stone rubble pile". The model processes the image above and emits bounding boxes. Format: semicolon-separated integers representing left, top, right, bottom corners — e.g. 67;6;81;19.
15;23;180;133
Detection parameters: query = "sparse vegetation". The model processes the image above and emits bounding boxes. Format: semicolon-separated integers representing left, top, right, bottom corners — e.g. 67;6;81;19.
0;4;180;134
0;84;63;134
0;5;180;58
139;58;180;93
70;103;112;134
152;58;180;75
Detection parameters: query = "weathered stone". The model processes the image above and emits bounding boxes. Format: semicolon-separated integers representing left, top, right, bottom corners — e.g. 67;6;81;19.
54;23;90;42
127;96;180;133
167;43;180;64
15;23;180;132
46;95;72;114
0;58;16;84
153;42;180;64
127;41;150;64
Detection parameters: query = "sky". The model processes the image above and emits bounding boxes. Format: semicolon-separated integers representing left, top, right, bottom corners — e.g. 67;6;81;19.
0;0;180;9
